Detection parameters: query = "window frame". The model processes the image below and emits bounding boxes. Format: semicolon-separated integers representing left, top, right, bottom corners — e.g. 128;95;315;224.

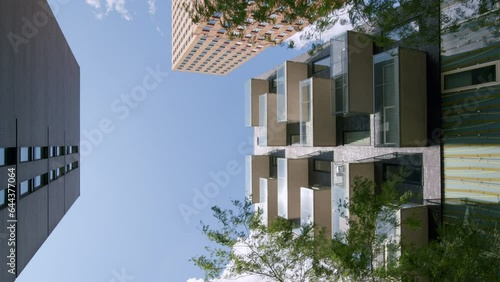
441;60;500;93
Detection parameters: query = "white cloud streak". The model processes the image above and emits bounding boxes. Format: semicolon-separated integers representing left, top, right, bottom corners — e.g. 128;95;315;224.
84;0;133;21
85;0;101;9
106;0;133;21
148;0;157;15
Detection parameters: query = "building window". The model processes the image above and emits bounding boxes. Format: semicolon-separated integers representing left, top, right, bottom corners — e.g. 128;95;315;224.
20;180;31;196
290;134;300;145
383;164;422;185
313;160;332;173
0;148;16;166
442;60;499;93
20;147;32;162
312;56;330;78
33;147;43;160
0;188;6;207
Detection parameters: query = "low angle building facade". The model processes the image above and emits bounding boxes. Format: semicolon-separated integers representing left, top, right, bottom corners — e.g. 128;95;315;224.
0;1;80;281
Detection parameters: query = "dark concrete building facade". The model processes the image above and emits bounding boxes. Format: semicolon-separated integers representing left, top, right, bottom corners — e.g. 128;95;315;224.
0;0;80;281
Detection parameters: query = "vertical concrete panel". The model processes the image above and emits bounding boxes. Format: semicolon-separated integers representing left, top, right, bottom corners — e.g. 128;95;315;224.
48;179;65;233
17;188;49;274
286;61;308;122
313;77;336;146
287;159;309;220
399;48;427;147
347;31;373;114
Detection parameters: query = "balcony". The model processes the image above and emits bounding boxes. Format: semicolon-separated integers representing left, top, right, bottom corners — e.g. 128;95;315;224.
300;186;332;235
331;162;375;236
373;47;427;147
245;78;270;127
258;93;286;146
258;177;278;226
276;61;308;123
299;77;337;146
331;31;373;116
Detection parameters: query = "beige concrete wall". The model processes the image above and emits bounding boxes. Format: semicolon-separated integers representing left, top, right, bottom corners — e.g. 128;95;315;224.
399;48;427;147
249;79;269;127
251;155;270;203
286;61;308;122
347;31;373;114
314;188;332;236
267;93;287;146
288;159;309;220
313;77;337;146
348;162;375;198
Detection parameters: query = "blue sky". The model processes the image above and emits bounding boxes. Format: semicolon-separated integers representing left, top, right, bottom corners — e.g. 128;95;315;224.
14;0;306;281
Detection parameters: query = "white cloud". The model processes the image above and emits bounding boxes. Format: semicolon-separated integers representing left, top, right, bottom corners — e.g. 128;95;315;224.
148;0;157;15
85;0;132;21
85;0;101;9
156;26;165;36
106;0;133;21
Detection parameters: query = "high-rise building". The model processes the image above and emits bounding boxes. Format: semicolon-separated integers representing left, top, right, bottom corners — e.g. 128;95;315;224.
0;1;80;281
171;0;309;75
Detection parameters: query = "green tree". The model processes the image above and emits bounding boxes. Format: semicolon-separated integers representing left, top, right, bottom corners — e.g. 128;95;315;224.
192;176;417;281
399;215;500;281
327;176;417;282
191;199;335;281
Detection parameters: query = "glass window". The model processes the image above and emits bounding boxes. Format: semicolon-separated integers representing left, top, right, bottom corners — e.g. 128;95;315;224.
277;64;286;122
443;61;499;93
49;170;55;181
314;160;331;173
313;56;330;78
331;33;348;114
374;51;399;147
300;79;313;146
58;167;65;176
20;147;31;162
290;134;300;145
33;175;41;189
33;147;42;160
277;158;288;218
20;180;31;195
0;149;4;166
300;188;314;226
0;188;5;207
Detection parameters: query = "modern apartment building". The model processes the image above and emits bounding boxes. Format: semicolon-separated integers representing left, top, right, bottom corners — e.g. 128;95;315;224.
0;1;80;281
244;24;442;265
171;0;309;75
